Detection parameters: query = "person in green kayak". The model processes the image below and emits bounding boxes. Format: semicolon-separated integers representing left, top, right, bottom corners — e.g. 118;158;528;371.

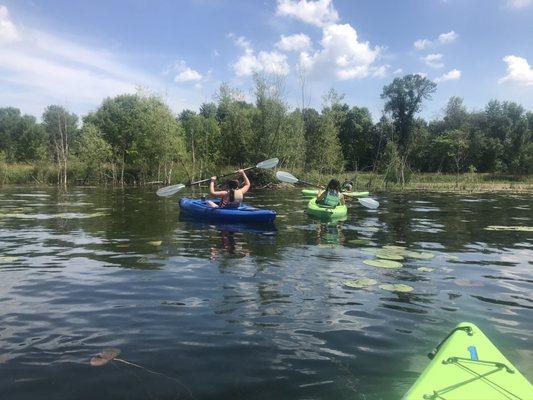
316;179;345;207
207;169;250;208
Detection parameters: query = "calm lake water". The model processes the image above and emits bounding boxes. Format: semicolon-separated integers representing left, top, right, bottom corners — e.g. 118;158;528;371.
0;187;531;399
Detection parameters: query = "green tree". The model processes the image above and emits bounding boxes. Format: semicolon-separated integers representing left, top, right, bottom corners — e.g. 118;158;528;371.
76;123;112;183
42;105;78;187
381;74;437;184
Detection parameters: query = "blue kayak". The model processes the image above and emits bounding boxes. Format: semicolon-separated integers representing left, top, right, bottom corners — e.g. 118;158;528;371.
179;198;276;224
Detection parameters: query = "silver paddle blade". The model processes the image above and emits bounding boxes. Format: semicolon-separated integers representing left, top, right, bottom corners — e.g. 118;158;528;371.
358;197;380;209
156;183;185;197
257;158;279;169
276;171;299;184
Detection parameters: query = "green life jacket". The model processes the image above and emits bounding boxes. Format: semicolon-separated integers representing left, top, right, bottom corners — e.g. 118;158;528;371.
322;190;340;207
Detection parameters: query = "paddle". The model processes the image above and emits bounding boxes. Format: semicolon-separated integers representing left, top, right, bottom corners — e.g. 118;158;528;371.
156;158;279;197
276;171;380;209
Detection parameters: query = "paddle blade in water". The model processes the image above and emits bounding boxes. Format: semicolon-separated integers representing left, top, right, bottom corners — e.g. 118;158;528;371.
256;158;279;169
276;171;299;184
156;184;185;197
358;197;379;209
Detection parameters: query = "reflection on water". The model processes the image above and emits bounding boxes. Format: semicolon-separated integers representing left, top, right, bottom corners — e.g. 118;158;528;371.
0;188;531;399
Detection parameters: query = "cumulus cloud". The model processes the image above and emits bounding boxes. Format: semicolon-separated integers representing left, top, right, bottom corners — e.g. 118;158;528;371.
498;55;533;86
231;35;289;76
172;60;202;83
438;31;459;44
276;0;339;27
414;30;458;50
504;0;532;8
276;33;311;52
414;39;431;50
298;23;382;80
435;69;461;82
0;5;19;43
422;53;444;68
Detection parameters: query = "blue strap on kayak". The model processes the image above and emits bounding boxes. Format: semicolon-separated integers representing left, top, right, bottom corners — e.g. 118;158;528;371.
468;346;478;361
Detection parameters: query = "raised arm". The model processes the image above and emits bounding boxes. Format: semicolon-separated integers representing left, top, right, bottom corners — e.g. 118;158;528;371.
209;177;227;197
239;169;251;194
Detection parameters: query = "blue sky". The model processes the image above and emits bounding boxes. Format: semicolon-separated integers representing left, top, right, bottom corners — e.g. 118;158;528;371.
1;0;532;120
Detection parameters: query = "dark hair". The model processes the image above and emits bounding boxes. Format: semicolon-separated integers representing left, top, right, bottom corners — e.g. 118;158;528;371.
226;179;239;202
327;179;340;191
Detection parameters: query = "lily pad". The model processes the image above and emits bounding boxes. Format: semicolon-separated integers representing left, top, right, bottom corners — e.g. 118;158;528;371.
148;241;162;246
404;251;435;260
363;259;403;269
383;245;407;252
444;255;460;261
343;278;378;288
0;256;18;263
375;250;404;261
379;283;414;293
484;225;533;232
454;279;484;287
347;239;371;245
417;267;434;272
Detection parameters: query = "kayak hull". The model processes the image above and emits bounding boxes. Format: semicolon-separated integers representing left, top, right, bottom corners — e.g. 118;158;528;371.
306;198;348;220
301;189;369;198
179;198;276;224
403;322;532;399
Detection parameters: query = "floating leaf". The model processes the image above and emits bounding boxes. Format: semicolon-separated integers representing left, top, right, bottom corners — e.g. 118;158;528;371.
379;283;414;293
148;241;162;246
404;251;435;260
383;245;407;252
101;348;120;360
454;279;484;287
375;250;404;261
417;267;434;272
0;256;18;263
90;348;121;367
444;255;460;261
343;278;378;288
484;225;533;232
116;244;130;249
363;259;403;269
347;239;371;245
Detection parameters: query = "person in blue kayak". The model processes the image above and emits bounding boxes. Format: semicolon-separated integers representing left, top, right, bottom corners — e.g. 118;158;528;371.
316;179;345;207
207;169;251;208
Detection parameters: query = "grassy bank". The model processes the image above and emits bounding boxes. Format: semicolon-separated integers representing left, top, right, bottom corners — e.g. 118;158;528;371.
1;162;532;192
297;171;533;192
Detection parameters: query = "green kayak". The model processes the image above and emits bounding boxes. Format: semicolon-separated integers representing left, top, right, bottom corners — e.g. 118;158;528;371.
403;322;532;399
306;198;348;220
301;189;370;198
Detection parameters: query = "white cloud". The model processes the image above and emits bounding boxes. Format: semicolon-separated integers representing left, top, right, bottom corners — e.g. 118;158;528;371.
435;69;461;82
231;35;289;76
372;65;389;78
393;68;403;74
299;23;381;80
172;60;202;83
414;30;458;50
415;72;428;78
276;0;339;27
498;55;533;86
504;0;532;8
276;33;311;52
0;5;20;43
0;5;203;116
414;39;431;50
422;53;444;68
438;31;459;44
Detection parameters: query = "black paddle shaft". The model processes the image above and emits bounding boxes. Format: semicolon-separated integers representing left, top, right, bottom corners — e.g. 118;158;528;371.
189;166;254;186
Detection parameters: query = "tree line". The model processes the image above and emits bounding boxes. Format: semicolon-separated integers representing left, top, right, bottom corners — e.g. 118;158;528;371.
0;74;532;187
